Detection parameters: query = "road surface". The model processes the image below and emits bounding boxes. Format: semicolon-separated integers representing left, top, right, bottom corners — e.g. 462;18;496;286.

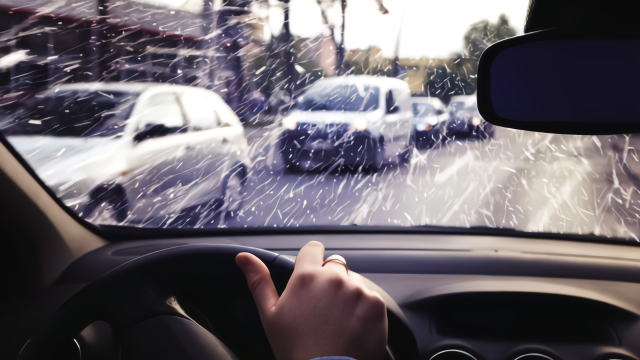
219;124;640;241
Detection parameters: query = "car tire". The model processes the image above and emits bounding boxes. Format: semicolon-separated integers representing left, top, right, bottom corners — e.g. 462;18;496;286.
363;137;384;173
282;154;303;173
83;183;129;223
416;130;437;150
165;164;247;228
220;164;247;213
279;135;303;172
398;131;415;165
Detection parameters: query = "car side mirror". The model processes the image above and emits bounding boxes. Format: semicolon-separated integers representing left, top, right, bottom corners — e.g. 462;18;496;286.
385;91;399;114
477;28;640;135
133;123;171;143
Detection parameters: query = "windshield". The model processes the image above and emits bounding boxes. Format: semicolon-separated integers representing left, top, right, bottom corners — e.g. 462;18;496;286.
293;83;380;112
0;0;637;241
0;90;137;137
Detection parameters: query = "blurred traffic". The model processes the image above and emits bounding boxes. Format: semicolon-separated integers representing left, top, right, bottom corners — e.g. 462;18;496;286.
278;75;413;172
1;0;639;240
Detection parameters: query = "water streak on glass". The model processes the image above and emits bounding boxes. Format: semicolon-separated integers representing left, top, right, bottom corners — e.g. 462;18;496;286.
0;0;638;241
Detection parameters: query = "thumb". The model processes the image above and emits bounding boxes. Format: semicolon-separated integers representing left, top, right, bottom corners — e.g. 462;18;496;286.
236;252;279;316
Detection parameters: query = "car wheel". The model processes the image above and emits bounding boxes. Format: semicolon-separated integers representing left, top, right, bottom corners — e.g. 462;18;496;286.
416;131;436;150
398;131;415;165
279;136;303;172
282;155;303;172
363;137;384;173
83;183;129;223
221;165;247;212
165;165;247;228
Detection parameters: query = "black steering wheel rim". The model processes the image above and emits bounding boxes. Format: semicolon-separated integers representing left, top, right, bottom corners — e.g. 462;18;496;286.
18;245;295;360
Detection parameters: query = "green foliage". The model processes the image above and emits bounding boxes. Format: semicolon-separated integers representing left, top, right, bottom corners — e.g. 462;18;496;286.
464;13;517;59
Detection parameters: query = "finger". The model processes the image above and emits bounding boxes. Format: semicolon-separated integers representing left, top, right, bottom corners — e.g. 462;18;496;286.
294;241;324;270
236;252;279;315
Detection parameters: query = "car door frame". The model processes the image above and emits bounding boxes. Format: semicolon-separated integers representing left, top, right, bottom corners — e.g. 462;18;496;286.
165;87;249;213
120;87;192;224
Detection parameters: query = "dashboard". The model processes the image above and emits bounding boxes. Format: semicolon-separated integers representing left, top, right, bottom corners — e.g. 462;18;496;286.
49;233;640;360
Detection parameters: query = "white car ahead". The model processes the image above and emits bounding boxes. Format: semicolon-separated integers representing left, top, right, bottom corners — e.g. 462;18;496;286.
3;83;250;227
278;75;414;172
447;94;495;140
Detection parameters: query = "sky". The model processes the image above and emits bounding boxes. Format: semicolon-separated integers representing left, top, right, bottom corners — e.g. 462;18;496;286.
137;0;530;58
286;0;530;58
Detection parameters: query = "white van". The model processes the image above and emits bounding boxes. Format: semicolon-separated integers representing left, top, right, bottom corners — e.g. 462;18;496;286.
278;75;414;172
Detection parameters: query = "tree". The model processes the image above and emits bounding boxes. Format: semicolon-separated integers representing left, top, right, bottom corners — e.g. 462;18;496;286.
464;13;516;60
316;0;388;75
421;13;516;99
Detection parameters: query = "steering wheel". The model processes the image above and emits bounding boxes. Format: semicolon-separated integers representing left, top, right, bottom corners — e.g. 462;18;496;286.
18;245;295;360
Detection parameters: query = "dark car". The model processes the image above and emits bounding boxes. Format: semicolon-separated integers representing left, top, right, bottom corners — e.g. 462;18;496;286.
410;97;450;149
445;95;494;140
277;75;414;172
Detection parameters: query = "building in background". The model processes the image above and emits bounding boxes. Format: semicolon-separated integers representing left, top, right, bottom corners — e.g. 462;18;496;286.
400;56;478;103
0;0;254;108
0;0;502;121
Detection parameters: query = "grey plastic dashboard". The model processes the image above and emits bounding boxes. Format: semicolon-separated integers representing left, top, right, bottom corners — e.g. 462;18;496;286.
58;233;640;360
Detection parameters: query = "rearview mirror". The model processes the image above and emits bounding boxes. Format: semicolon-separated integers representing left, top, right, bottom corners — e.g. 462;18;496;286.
477;29;640;135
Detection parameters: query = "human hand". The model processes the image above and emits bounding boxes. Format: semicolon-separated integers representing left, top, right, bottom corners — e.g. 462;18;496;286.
236;241;388;360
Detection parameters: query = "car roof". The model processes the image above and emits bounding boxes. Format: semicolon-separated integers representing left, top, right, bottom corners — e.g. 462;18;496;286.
44;82;200;95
